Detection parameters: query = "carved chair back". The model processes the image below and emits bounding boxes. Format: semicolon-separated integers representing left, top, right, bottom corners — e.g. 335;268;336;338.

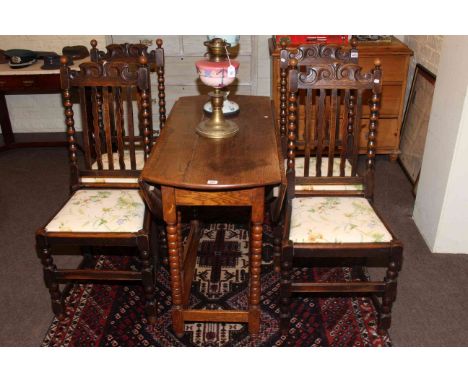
60;56;153;191
286;56;382;200
279;39;358;144
90;39;166;132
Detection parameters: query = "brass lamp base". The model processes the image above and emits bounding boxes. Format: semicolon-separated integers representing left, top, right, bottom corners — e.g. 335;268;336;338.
196;119;239;139
196;90;239;139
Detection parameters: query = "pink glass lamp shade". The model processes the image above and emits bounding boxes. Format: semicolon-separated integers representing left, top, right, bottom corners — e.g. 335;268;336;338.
196;59;240;88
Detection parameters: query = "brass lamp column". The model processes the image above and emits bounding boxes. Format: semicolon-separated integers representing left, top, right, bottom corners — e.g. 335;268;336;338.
195;38;240;139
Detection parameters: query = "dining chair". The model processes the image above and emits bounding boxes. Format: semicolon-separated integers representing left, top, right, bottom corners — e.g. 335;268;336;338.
35;56;160;323
278;56;403;335
88;38;168;261
271;39;361;270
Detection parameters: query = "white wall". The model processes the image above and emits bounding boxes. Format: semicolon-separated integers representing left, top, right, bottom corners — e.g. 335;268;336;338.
434;91;468;252
255;36;271;97
413;36;468;254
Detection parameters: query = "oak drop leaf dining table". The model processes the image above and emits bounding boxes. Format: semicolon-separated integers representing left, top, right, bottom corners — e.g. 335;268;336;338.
140;95;281;336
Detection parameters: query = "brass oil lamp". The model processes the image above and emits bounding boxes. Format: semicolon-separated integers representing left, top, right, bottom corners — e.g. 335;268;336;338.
195;38;240;139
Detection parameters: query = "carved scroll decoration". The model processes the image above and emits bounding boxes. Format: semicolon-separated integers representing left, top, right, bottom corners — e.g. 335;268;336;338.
67;61;149;89
296;63;376;89
290;39;359;66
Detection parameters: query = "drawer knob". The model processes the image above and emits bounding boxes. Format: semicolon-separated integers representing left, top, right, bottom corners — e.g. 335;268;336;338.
22;80;35;86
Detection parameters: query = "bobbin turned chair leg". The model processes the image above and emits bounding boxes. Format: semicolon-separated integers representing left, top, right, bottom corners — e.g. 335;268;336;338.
273;236;281;273
279;245;293;333
36;233;65;320
272;220;283;273
378;248;403;335
137;234;157;324
158;226;168;266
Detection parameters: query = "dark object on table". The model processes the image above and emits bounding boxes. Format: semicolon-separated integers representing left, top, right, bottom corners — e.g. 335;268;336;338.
41;54;72;70
41;54;60;70
4;49;37;68
62;45;89;60
34;51;59;59
0;49;8;64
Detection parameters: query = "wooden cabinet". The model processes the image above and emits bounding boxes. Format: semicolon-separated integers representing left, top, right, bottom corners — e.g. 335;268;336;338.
269;37;413;160
0;74;60;93
0;66;64;151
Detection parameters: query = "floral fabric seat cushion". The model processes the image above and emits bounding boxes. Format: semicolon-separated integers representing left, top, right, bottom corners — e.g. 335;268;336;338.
273;157;362;197
289;196;392;243
46;189;145;233
81;150;145;184
294;157;352;177
91;149;145;170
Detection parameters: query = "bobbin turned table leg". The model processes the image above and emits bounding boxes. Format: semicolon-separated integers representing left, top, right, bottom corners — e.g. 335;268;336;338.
162;186;185;337
248;188;264;336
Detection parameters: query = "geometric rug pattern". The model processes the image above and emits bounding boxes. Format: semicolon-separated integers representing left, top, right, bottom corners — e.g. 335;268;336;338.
42;222;391;347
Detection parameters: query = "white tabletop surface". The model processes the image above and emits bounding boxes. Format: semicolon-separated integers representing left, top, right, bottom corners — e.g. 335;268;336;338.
0;58;88;76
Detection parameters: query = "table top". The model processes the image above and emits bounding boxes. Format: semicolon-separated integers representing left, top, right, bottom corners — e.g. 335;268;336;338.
0;58;88;76
141;95;282;190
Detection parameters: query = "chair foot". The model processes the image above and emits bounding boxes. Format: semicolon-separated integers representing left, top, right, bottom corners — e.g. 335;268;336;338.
378;249;402;333
147;315;157;325
280;315;290;335
143;289;158;323
37;238;65;319
249;333;260;345
377;327;389;337
50;292;65;320
137;236;158;325
279;246;293;335
378;311;392;333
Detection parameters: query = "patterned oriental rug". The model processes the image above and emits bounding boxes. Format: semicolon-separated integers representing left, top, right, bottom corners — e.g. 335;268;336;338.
42;222;391;347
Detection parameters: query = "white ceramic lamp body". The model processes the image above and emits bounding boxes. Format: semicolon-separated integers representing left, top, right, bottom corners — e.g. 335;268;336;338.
207;35;240;47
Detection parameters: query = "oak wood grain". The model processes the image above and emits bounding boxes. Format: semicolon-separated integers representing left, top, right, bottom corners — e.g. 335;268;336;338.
141;95;281;189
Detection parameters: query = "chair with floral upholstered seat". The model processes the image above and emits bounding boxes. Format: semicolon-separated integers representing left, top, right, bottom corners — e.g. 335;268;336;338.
271;39;363;270
35;56;161;323
278;55;403;336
